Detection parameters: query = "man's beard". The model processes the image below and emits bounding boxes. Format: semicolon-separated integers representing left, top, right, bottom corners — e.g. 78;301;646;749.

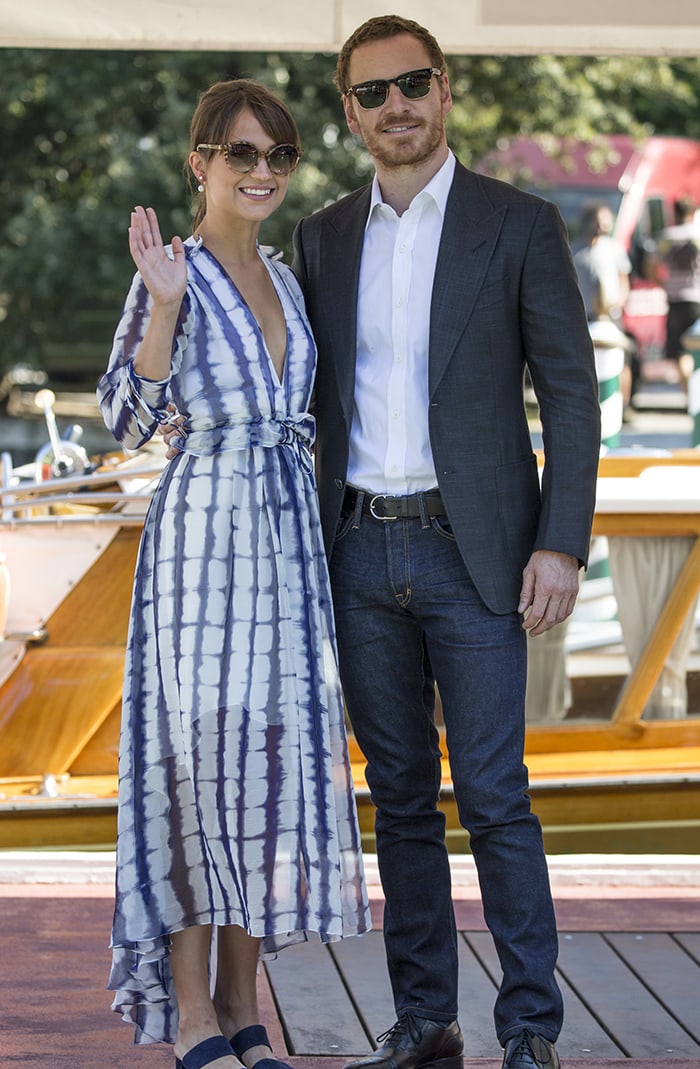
361;112;444;170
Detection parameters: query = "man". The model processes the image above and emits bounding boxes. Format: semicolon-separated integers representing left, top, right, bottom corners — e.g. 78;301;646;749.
652;197;700;393
572;200;636;408
572;201;631;325
292;15;600;1069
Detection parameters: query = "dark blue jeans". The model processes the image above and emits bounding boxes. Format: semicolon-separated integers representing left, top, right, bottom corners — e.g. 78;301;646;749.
329;504;562;1045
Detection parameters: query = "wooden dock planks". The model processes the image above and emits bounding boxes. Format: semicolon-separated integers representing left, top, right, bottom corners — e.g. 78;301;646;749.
265;923;700;1061
602;932;700;1047
265;939;371;1056
555;931;700;1058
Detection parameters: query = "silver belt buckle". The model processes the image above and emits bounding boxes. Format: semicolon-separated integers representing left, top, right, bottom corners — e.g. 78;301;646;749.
369;494;397;520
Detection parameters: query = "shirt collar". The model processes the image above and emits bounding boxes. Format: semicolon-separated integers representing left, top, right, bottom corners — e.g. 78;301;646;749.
366;149;456;227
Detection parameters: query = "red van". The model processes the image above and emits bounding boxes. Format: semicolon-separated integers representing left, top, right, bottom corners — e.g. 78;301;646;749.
476;135;700;365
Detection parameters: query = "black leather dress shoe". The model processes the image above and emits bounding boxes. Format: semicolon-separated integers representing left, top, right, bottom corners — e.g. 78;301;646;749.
501;1031;559;1069
343;1014;463;1069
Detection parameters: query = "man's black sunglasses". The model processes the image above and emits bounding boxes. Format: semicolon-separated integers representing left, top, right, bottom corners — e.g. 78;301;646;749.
345;67;443;110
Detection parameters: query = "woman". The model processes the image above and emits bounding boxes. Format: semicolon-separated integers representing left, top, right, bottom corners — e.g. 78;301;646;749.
98;80;370;1069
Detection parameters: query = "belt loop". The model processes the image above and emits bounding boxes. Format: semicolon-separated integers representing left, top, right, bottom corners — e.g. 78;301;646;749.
417;491;430;529
351;489;364;529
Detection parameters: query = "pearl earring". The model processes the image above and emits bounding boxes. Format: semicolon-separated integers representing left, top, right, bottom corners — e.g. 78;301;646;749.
197;176;205;193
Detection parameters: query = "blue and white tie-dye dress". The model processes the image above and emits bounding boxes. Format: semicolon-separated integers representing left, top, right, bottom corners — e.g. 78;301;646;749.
97;236;370;1045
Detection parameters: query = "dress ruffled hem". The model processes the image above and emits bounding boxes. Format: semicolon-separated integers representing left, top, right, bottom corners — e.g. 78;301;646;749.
109;936;176;1045
109;913;371;1045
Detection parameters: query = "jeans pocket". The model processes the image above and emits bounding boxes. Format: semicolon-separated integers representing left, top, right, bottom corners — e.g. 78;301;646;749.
430;515;456;541
334;510;356;543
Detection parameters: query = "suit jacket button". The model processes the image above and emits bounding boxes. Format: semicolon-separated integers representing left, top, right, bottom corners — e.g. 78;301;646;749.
334;478;344;489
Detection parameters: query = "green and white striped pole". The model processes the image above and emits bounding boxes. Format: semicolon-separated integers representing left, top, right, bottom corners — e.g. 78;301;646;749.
589;318;628;448
681;317;700;447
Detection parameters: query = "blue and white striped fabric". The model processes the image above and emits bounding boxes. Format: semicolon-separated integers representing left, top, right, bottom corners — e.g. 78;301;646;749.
98;237;370;1045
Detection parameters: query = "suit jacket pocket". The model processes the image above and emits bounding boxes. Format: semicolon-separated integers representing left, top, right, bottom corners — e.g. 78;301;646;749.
495;455;541;560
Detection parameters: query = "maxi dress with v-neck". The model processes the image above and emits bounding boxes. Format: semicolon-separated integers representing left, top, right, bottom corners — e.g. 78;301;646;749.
97;237;370;1045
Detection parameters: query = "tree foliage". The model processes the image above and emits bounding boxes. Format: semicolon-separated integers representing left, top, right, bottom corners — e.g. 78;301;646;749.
1;48;700;387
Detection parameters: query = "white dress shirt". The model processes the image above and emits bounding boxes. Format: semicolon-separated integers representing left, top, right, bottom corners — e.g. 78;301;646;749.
347;151;456;495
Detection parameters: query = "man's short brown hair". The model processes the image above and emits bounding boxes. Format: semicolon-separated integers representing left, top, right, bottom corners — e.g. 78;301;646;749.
335;14;447;94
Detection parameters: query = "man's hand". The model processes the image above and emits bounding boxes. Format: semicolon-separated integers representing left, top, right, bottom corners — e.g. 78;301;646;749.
158;403;186;459
518;549;581;636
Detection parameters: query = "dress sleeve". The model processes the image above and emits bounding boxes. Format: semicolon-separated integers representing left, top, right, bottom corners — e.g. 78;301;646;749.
97;271;192;450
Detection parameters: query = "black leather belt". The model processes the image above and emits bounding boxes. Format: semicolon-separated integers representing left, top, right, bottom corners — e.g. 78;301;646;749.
343;485;446;521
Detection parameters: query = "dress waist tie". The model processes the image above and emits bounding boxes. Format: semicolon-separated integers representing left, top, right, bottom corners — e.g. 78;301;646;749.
177;413;316;459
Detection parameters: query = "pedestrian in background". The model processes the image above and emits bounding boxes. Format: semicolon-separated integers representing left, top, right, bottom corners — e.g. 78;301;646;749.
653;197;700;393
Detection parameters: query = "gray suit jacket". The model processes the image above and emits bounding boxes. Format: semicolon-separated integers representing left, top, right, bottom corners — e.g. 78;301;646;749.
293;160;601;614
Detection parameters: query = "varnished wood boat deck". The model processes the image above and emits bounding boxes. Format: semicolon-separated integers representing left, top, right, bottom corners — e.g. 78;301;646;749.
3;714;700;853
1;867;699;1067
2;468;700;856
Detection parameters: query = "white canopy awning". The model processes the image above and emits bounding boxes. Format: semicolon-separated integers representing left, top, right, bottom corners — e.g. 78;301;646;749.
1;0;700;54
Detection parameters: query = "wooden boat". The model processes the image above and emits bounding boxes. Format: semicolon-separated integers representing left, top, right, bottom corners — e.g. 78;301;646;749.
0;398;165;848
1;403;699;852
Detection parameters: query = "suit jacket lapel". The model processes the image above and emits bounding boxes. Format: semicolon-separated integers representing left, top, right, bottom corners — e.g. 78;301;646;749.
429;164;507;396
318;187;370;428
